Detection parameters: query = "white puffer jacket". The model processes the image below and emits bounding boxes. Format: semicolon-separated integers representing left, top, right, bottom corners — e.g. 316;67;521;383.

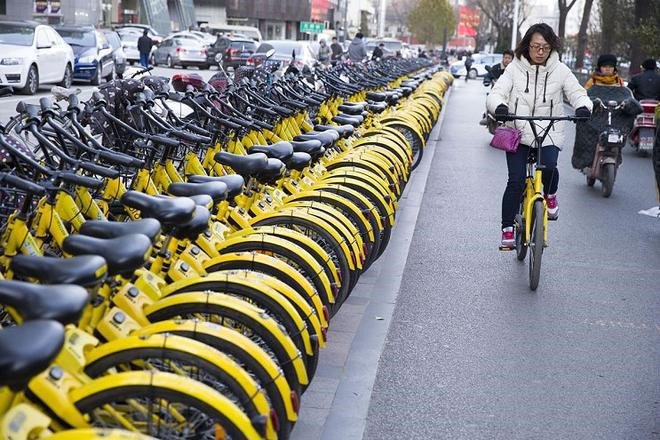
487;51;592;148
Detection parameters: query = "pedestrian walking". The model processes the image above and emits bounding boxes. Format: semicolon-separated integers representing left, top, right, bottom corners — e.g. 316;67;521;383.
464;52;473;81
137;29;153;69
347;32;367;63
330;37;343;63
317;39;331;65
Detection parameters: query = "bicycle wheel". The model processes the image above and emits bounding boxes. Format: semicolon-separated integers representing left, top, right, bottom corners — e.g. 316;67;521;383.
48;429;157;440
529;200;545;290
72;371;264;439
515;213;527;261
83;334;273;438
136;319;297;439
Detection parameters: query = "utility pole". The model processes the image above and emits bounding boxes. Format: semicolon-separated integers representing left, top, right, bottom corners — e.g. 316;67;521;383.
378;0;386;37
343;0;349;42
511;0;519;49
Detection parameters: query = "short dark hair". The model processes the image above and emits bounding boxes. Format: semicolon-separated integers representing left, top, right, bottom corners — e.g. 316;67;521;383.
355;32;363;39
332;36;337;41
143;29;149;36
515;23;560;61
642;58;657;70
503;49;514;58
379;43;384;47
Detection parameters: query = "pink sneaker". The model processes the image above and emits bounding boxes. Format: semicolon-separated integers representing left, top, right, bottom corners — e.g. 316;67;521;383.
545;194;559;220
501;227;515;248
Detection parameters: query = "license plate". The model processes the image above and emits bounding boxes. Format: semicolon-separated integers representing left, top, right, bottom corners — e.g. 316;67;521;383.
608;134;620;143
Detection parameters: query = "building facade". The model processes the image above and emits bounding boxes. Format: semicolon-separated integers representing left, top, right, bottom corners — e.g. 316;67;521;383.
1;0;101;26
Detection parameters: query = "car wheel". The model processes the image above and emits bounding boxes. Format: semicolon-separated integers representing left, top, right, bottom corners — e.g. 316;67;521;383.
91;62;101;86
19;65;39;95
59;64;72;88
167;55;173;68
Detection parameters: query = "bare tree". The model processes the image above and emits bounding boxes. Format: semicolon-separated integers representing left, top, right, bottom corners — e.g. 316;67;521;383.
389;0;418;27
557;0;579;42
469;0;528;52
575;0;595;69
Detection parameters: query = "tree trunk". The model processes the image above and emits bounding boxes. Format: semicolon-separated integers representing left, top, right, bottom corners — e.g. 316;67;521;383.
558;10;567;41
600;0;618;54
629;0;650;76
575;0;594;70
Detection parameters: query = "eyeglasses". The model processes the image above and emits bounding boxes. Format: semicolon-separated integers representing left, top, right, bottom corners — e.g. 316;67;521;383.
529;43;551;53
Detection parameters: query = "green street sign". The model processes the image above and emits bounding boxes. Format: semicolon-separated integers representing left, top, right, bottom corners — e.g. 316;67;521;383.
300;21;325;33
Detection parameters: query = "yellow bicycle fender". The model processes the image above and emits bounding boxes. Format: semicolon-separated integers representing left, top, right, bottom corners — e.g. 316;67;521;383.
284;190;374;242
324;168;399;208
83;333;272;417
48;429;158;440
382;119;427;148
134;319;297;422
70;371;262;438
336;153;400;191
1;403;53;440
353;135;413;168
202;251;328;330
220;229;338;302
144;292;309;385
160;272;314;356
281;200;365;261
355;146;408;181
250;208;358;271
320;176;396;226
309;183;384;232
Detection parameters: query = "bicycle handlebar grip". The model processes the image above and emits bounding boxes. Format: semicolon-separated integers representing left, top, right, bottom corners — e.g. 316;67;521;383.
58;172;104;190
150;135;180;148
39;97;53;111
0;173;45;195
98;150;144;168
78;161;120;179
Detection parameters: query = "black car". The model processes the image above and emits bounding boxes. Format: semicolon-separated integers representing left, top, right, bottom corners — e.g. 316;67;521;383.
207;36;257;70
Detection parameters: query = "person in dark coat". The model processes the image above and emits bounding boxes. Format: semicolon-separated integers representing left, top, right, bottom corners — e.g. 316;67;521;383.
628;58;660;101
330;37;343;62
137;29;153;68
372;43;384;60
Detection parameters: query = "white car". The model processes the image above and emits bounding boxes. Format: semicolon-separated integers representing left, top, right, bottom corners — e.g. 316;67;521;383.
0;20;75;94
450;53;503;79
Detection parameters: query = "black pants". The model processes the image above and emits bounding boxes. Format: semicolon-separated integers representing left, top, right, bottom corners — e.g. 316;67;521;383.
502;144;560;228
654;124;660;202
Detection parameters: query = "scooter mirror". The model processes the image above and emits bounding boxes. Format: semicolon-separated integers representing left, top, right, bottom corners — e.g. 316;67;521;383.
265;49;276;59
608;100;618;107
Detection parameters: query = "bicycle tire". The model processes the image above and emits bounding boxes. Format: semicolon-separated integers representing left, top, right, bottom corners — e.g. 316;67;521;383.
145;292;308;397
136;319;296;438
515;213;527;261
529;200;545;290
72;371;263;440
82;335;270;435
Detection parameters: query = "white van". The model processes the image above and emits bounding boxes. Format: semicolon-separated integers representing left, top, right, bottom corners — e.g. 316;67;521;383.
202;24;262;43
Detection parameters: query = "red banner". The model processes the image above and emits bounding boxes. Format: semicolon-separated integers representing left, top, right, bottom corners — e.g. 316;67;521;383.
457;5;479;37
311;0;332;21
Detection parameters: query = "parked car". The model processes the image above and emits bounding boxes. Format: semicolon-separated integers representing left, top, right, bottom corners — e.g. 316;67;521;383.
188;30;216;46
115;24;163;44
153;37;208;69
169;31;209;47
365;42;395;59
201;24;262;43
367;38;404;57
207;35;257;70
248;40;317;71
102;30;127;78
55;26;114;85
119;32;155;65
0;20;74;94
450;53;503;79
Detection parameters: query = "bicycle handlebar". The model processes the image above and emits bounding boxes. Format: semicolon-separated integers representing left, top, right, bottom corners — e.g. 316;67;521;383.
496;114;587;122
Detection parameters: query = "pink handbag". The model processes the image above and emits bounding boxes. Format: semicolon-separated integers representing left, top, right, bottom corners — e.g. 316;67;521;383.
490;126;522;153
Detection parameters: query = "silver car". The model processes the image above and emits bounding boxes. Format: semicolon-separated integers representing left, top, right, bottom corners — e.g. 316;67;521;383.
153;37;208;69
118;32;155;65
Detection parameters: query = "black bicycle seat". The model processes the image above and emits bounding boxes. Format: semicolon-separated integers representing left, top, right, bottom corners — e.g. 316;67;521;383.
338;104;364;116
0;279;89;325
0;320;64;391
247;141;294;161
290;139;325;158
121;191;196;225
11;254;107;287
214;151;269;176
315;124;354;138
63;234;152;277
333;114;362;127
172;205;211;240
187;174;245;199
168;181;228;204
286;152;312;171
79;218;162;243
294;131;336;147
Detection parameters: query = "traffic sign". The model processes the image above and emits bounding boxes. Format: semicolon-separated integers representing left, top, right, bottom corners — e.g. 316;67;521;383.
300;21;325;33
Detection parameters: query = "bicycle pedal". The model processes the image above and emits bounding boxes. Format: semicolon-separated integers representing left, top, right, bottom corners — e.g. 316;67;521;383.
499;245;514;251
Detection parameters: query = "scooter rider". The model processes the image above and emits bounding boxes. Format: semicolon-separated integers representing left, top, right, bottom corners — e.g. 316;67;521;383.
628;59;660;101
584;54;625;89
483;49;514;86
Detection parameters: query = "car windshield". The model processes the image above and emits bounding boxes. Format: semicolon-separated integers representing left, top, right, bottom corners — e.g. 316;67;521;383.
381;41;402;51
104;32;121;49
257;41;305;57
0;24;35;46
58;29;96;47
230;41;256;51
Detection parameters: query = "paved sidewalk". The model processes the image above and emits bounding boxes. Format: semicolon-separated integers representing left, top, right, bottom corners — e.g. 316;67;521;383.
290;90;451;440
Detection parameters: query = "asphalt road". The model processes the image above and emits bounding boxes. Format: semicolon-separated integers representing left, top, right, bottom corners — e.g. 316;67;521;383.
363;79;659;439
0;66;218;122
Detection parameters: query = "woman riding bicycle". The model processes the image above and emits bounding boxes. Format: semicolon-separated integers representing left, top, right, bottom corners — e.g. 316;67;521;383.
486;23;592;247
